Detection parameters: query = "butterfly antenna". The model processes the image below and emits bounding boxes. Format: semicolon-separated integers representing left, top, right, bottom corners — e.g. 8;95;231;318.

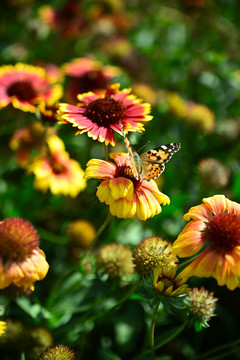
137;141;150;153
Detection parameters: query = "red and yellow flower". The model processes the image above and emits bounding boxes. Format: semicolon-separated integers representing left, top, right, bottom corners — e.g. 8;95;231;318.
84;153;170;221
63;57;119;102
0;63;62;113
37;101;59;124
58;83;152;146
0;218;49;291
28;134;86;197
39;0;88;38
9;122;54;168
153;266;189;297
172;195;240;290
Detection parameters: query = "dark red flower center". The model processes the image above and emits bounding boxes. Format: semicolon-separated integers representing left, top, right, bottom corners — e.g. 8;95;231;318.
68;71;110;101
49;157;68;175
155;275;179;296
204;213;240;252
78;71;109;92
7;81;37;101
0;218;39;262
40;104;58;123
114;165;141;188
84;97;126;126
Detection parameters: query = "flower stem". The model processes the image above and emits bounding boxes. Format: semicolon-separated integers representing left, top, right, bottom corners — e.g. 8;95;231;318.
87;211;112;251
150;300;161;360
132;321;187;360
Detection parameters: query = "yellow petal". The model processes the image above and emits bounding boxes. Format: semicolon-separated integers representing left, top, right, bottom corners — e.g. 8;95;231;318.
109;178;134;200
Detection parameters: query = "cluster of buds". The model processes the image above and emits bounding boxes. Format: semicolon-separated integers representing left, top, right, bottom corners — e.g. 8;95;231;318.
96;243;134;282
184;287;218;330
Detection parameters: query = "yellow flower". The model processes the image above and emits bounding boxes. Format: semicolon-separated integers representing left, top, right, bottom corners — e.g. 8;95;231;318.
132;83;158;107
85;153;170;221
66;220;96;260
167;92;215;133
0;321;6;336
153;266;189;297
0;218;49;291
66;220;96;249
28;135;86;197
172;195;240;290
167;92;188;118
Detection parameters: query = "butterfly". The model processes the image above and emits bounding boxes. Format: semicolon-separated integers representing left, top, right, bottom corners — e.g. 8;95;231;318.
119;121;181;181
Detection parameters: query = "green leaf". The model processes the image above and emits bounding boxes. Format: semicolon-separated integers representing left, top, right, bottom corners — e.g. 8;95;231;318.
15;297;52;319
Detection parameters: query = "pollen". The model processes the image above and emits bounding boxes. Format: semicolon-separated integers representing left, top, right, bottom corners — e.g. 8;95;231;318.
0;218;39;261
84;97;126;126
114;165;140;186
204;213;240;252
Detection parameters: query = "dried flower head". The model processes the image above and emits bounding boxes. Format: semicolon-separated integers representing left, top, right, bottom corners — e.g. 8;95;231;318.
215;118;240;142
38;345;78;360
133;237;178;275
97;243;134;279
198;158;230;189
184;287;218;330
0;217;49;291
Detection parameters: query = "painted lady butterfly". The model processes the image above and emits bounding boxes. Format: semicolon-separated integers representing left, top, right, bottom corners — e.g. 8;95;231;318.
120;122;181;181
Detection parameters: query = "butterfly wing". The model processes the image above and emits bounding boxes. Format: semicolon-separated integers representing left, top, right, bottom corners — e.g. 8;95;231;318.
119;121;181;181
140;143;181;181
